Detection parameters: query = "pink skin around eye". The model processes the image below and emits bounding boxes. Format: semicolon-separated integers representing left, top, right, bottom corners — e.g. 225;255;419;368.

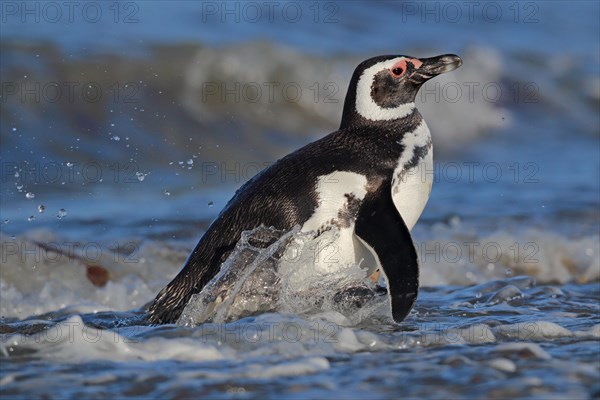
408;58;423;69
390;58;423;78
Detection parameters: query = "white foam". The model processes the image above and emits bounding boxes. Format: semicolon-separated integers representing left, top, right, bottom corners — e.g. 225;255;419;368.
333;327;364;352
487;358;517;373
0;316;226;362
0;233;186;319
423;324;497;346
493;342;552;360
179;226;383;326
2;221;598;320
495;321;573;341
588;324;600;338
416;222;600;287
458;324;497;344
246;357;330;379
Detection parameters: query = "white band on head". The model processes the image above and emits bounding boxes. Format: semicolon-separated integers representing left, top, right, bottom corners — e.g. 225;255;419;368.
355;57;415;121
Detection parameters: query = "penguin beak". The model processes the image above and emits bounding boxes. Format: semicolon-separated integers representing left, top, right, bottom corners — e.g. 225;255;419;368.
412;54;462;81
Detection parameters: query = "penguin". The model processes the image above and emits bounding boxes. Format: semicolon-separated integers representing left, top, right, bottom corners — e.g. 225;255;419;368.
147;53;463;324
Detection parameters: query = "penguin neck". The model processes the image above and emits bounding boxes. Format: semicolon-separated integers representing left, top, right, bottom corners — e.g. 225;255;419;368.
340;106;425;141
339;85;423;135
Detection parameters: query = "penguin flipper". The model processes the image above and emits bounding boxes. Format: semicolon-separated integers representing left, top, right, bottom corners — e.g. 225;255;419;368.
354;182;419;323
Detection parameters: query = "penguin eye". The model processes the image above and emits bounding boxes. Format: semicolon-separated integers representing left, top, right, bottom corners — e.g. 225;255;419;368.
390;60;408;78
392;67;404;77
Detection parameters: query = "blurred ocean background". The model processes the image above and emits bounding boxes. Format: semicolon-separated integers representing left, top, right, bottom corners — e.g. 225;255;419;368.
1;1;599;399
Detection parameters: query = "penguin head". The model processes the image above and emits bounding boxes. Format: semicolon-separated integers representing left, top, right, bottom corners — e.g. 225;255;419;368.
341;54;462;127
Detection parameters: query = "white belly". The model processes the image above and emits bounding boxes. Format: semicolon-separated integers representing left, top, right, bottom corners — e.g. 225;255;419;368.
391;121;434;231
299;171;378;275
301;171;368;235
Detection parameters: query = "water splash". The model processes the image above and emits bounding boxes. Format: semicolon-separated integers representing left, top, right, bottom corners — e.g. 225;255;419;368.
178;226;386;326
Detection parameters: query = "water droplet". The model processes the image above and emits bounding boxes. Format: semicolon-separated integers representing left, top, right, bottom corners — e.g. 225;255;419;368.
14;171;19;178
57;209;67;219
3;219;9;224
208;201;214;208
187;159;194;166
12;127;17;132
27;215;35;222
66;162;74;167
466;271;476;282
38;204;46;213
25;192;35;199
163;190;171;196
449;215;461;227
136;172;147;182
111;135;121;141
16;185;23;191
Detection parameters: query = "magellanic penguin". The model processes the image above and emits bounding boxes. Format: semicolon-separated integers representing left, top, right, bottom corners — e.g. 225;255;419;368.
148;54;463;324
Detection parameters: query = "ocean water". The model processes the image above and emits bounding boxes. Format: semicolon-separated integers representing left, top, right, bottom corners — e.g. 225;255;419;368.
1;1;599;399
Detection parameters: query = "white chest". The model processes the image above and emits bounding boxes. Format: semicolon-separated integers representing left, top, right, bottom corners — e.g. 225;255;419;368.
299;171;371;273
391;121;434;231
301;171;368;235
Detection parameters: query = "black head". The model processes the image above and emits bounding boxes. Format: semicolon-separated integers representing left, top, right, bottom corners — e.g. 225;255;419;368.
340;54;462;129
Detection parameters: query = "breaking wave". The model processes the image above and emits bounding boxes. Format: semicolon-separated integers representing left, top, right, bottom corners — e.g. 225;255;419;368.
1;221;597;321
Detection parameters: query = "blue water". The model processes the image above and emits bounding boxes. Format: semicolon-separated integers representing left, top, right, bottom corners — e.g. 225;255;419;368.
1;1;599;399
1;1;598;59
